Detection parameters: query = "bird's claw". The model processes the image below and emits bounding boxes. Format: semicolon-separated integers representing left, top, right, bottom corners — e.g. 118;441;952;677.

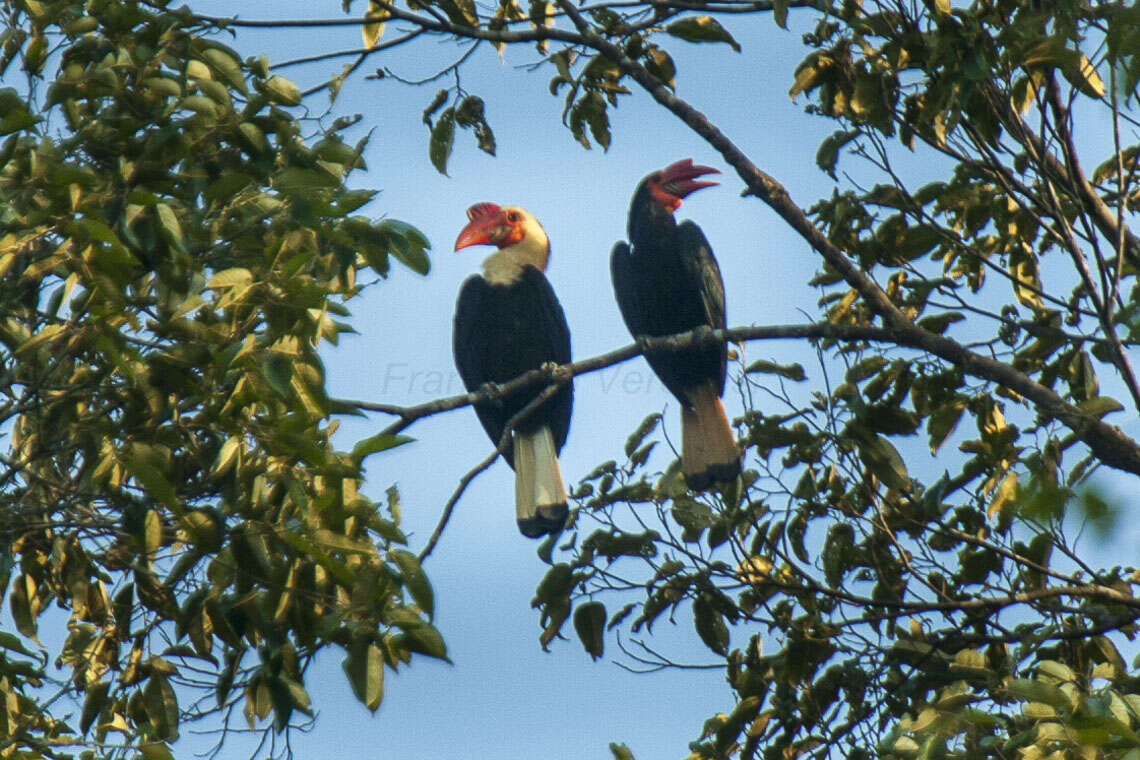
478;381;503;405
540;361;570;383
691;325;716;343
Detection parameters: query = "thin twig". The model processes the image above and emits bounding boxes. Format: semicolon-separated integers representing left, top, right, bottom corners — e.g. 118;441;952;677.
418;377;567;560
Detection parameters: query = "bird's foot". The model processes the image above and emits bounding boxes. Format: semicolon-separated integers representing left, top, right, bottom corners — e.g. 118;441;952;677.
477;381;504;405
540;361;571;384
634;335;654;355
691;324;716;345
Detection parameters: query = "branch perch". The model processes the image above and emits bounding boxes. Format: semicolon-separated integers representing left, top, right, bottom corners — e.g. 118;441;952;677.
350;320;1140;477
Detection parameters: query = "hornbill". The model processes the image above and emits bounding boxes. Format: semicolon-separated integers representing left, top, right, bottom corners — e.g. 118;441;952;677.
453;203;573;537
611;159;741;490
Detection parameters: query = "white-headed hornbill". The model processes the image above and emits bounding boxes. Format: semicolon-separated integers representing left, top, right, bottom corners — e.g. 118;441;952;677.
453;203;573;537
611;159;741;490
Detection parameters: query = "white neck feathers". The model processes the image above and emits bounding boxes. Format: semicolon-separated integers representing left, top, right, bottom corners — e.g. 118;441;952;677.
482;213;550;285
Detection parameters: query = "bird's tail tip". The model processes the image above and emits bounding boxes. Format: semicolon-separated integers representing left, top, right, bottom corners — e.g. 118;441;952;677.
517;503;569;538
681;387;741;491
683;460;742;491
515;427;569;538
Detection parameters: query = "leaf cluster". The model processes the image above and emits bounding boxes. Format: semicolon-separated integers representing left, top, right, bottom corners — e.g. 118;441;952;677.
0;1;438;756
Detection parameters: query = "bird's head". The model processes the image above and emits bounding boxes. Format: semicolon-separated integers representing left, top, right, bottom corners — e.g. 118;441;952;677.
643;159;719;213
455;203;547;252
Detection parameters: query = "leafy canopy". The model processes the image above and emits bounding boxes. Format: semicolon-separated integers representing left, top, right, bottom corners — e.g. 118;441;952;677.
1;1;438;757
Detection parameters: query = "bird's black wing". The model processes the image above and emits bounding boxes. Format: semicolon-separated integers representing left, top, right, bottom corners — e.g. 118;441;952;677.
453;275;509;451
610;241;643;338
517;266;573;453
677;220;728;393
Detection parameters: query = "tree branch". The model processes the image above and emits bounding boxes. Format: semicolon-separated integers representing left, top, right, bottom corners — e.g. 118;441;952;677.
350;322;894;436
548;0;1140;477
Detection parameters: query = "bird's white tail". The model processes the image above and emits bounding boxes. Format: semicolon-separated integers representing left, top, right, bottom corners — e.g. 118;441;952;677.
513;426;568;537
681;383;741;490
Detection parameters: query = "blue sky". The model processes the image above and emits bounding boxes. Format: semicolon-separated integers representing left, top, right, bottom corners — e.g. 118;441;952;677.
176;2;1140;758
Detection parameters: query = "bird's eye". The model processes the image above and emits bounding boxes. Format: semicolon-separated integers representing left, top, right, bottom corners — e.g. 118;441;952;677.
506;210;520;223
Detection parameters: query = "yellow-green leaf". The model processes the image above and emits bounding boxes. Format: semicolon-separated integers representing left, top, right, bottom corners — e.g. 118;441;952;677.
206;268;253;290
666;16;741;52
265;75;302;106
1064;53;1106;100
392;549;434;619
1078;396;1124;418
363;1;389;48
343;640;385;712
155;203;185;252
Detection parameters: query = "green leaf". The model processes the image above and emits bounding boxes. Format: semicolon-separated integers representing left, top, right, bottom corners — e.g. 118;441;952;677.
400;624;449;661
772;0;788;28
927;397;967;454
9;574;37;640
391;549;435;619
260;353;294;398
624;413;662;458
80;680;110;736
351;433;414;464
566;91;612;151
533;563;575;604
211;436;241;478
744;360;806;381
144;509;162;558
124;449;181;515
275;168;340;193
815;130;859;179
1064;53;1106;100
666;16;741;52
1078;396;1124;418
693;595;729;655
265;75;302;106
643;47;676;91
855;429;909;490
429;108;456;175
144;675;180;741
237;122;270;155
917;312;964;334
379;219;432;275
311;529;376;556
573;600;606;660
610;743;636;760
0;631;38;659
343;640;384;712
201;47;248;94
422;89;449;125
206;267;253;290
139;743;175;760
15;323;65;355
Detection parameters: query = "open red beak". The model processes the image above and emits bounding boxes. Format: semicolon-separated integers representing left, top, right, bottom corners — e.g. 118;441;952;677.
658;158;719;198
455;202;503;250
455;219;493;250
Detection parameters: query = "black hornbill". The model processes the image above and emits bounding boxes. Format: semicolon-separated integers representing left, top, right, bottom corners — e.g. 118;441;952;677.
453;203;573;537
611;159;741;489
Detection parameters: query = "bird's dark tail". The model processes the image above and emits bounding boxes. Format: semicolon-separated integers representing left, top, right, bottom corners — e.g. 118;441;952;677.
681;384;741;490
513;427;568;537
